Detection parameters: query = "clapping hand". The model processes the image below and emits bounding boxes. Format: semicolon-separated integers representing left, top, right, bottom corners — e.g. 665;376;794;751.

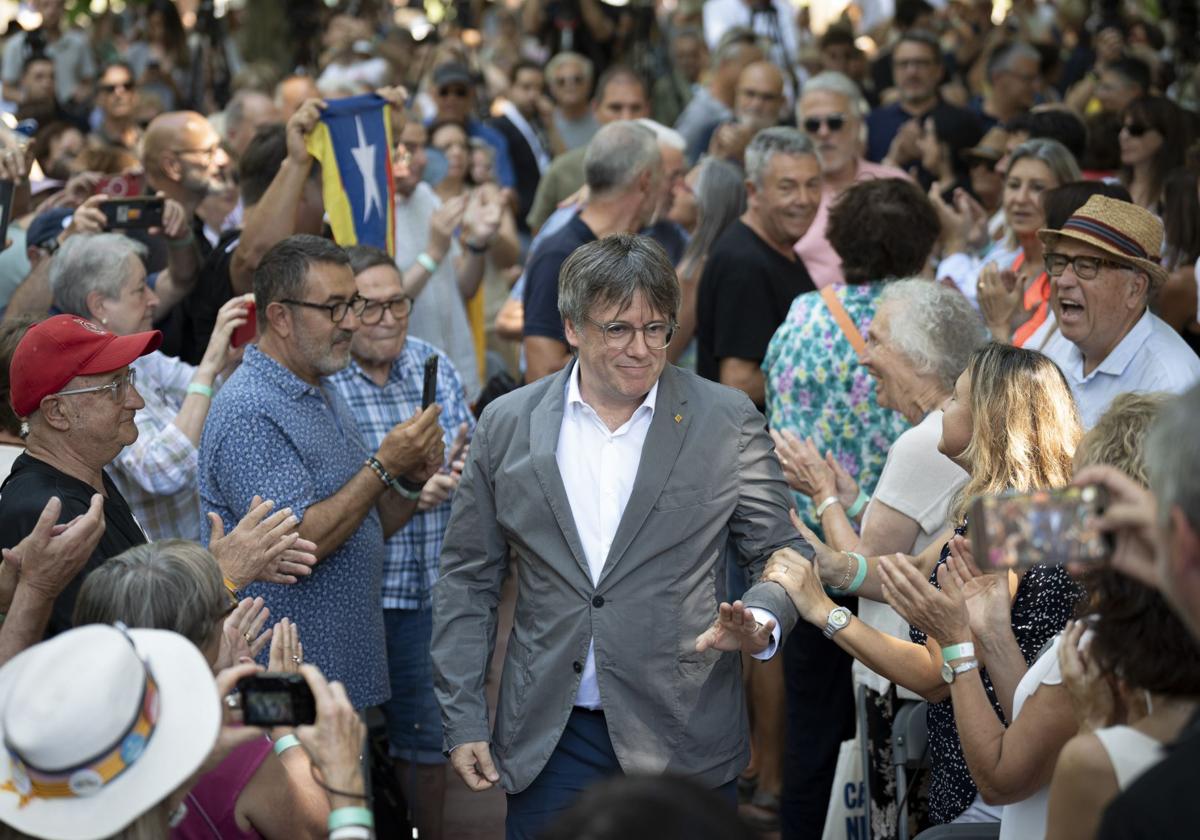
1;495;105;604
694;599;777;654
879;553;972;644
207;496;318;589
978;263;1023;341
216;596;273;671
1057;618;1114;732
268;617;304;673
419;423;470;511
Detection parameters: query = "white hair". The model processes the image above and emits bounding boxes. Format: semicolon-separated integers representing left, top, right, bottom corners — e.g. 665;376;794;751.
876;279;989;392
800;71;869;120
635;118;686;153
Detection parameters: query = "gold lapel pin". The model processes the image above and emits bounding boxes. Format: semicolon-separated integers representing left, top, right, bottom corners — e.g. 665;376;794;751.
674;414;683;423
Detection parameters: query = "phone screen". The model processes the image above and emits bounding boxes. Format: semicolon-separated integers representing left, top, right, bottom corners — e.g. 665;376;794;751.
970;485;1110;570
422;355;439;409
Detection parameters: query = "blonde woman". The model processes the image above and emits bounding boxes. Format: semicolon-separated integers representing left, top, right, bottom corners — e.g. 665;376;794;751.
764;343;1084;827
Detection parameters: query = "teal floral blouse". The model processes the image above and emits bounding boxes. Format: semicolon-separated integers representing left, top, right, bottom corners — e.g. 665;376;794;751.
763;282;910;530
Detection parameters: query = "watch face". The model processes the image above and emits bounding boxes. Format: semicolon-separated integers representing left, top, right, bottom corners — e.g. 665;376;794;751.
941;662;954;684
831;608;850;628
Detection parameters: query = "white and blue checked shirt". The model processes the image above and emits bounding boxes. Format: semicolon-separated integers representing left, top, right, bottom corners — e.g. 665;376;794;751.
330;338;476;610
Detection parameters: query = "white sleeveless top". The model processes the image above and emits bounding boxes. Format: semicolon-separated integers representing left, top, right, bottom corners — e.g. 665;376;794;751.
1094;725;1165;790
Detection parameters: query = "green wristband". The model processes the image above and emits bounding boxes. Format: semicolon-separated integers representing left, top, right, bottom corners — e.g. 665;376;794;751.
416;251;439;273
272;734;301;756
941;642;976;662
328;807;374;831
846;489;870;519
844;552;868;594
186;382;214;398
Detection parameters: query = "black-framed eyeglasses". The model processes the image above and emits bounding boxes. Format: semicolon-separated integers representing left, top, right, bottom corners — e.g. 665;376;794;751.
584;317;676;350
53;368;137;401
280;296;368;323
1044;253;1133;280
360;296;414;325
802;114;846;134
99;81;134;94
1121;122;1151;138
438;86;469;98
171;144;222;164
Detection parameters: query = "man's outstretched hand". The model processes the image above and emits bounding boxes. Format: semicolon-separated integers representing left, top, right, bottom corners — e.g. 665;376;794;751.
694;600;775;655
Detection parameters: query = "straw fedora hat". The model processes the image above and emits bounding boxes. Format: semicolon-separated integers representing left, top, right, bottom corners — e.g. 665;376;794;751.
0;625;220;840
1037;194;1169;288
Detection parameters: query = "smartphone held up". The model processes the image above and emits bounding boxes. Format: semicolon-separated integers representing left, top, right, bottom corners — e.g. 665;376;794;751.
970;485;1111;571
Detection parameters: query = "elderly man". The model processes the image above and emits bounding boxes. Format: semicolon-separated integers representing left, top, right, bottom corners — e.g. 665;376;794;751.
223;89;281;158
330;245;474;840
523;121;665;381
794;72;909;288
1085;385;1200;837
696;127;819;408
527;65;651;232
92;62;140;151
433;234;806;839
1032;196;1200;428
199;234;445;709
706;60;785;166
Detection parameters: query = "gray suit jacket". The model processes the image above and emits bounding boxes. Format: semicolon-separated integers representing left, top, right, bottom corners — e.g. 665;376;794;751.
431;363;808;793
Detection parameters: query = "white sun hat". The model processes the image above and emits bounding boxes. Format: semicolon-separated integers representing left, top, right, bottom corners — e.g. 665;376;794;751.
0;624;220;840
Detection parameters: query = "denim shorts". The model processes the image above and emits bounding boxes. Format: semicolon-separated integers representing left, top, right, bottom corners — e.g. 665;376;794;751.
382;607;446;765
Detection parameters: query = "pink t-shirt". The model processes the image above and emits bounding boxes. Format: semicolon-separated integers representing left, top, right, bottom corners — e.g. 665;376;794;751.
794;159;911;288
173;737;272;840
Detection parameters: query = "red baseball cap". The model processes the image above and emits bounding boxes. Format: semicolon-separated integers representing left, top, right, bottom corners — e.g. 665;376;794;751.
9;315;162;417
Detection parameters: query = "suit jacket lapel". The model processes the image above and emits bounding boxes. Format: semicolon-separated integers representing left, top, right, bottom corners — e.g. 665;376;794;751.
598;365;690;586
529;362;592;583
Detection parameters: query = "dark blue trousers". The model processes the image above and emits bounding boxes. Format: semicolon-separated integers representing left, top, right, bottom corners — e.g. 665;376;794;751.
505;708;738;840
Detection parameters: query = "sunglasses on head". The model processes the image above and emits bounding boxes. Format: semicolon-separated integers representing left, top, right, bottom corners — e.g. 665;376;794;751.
1122;122;1151;137
438;86;469;98
802;114;846;134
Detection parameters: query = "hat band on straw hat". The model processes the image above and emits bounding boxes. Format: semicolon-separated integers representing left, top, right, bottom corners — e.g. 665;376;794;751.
2;672;159;807
1060;216;1149;260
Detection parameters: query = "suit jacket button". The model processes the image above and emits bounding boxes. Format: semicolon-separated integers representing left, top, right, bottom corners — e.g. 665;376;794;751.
592;595;604;608
572;661;582;673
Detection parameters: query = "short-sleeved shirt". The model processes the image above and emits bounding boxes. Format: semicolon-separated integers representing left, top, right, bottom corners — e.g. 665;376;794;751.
910;536;1084;824
697;220;815;395
198;346;389;708
522;214;598;345
2;28;95;104
329;339;476;610
0;454;146;635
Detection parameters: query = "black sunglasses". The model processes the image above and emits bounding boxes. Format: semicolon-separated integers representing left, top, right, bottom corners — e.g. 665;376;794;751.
438;86;470;98
100;82;134;93
1122;122;1151;137
803;114;846;134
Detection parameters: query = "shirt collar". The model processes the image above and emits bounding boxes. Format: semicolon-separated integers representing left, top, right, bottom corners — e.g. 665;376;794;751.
565;360;659;420
244;344;323;399
1086;308;1154;381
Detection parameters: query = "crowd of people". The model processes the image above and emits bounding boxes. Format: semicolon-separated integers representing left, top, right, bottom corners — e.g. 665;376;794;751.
0;0;1199;838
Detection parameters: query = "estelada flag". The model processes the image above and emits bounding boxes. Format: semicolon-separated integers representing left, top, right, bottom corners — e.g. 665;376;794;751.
305;93;396;255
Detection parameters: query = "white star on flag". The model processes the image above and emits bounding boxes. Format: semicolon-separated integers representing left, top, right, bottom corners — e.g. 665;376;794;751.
350;115;384;223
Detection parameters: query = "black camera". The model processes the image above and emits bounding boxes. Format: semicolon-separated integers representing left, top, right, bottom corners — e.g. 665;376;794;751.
236;673;317;727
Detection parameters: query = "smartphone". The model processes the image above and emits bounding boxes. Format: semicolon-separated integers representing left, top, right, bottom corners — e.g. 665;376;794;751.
94;173;144;198
101;197;165;230
422;355;439;409
0;180;13;250
230;299;257;349
236;673;316;727
970;485;1110;571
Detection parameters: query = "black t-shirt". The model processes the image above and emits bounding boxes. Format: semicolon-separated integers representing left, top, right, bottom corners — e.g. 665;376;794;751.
1098;709;1200;839
0;453;147;636
695;219;815;385
156;225;237;365
522;215;598;345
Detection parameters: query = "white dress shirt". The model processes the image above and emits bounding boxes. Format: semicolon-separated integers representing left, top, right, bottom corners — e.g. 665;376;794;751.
1039;308;1200;429
556;363;777;710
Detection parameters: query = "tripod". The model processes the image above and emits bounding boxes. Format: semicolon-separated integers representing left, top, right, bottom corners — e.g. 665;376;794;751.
750;0;800;103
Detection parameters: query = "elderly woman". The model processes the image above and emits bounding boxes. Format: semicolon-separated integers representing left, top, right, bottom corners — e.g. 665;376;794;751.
666;157;746;369
74;540;328;840
936;139;1081;345
47;232;249;541
765;177;942;533
766;343;1085;827
793;71;910;289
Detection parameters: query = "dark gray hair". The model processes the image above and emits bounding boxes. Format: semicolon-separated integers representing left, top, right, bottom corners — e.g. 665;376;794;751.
345;244;397;277
744;127;816;188
584;121;660;196
49;233;148;319
711;26;758;71
875;279;989;393
558;234;681;328
679;158;746;276
73;540;227;651
547;51;594;85
1147;384;1200;531
254;234;350;327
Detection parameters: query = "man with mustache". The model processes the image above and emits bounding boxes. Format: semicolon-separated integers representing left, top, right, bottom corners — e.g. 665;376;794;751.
198;234;446;709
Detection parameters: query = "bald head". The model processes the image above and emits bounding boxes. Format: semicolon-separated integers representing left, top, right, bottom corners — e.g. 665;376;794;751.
225;91;280;157
142;111;231;207
275;75;320;122
735;62;785;129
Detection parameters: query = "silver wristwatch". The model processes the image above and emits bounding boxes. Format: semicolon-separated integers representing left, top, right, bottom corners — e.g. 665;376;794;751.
822;606;852;639
940;658;980;684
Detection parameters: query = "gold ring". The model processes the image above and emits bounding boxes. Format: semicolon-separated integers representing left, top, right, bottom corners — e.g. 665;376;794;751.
243;632;253;643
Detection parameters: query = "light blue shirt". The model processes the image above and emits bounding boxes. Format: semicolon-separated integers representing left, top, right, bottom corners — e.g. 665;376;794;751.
1040;309;1200;428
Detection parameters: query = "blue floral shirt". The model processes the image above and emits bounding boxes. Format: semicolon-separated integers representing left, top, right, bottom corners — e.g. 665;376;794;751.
199;346;388;709
763;283;910;529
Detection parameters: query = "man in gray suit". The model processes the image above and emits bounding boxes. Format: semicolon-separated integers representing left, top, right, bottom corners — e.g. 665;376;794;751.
431;234;811;839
